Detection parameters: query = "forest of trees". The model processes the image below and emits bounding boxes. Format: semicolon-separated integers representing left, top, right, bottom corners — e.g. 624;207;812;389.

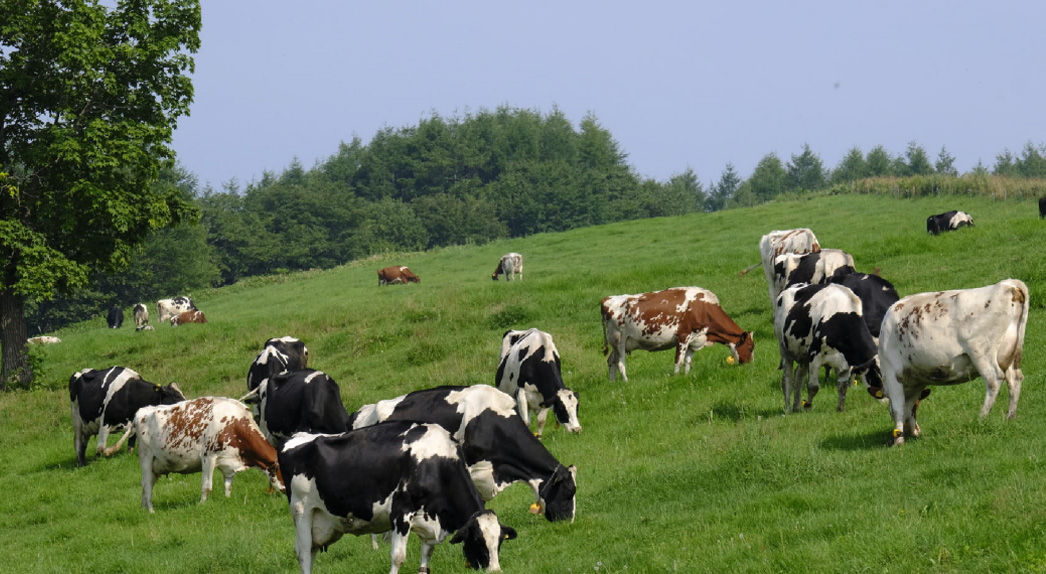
26;106;1046;334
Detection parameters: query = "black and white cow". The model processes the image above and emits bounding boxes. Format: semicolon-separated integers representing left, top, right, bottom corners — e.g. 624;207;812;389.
826;272;900;340
69;366;184;466
258;369;350;442
495;328;580;437
106;306;124;329
156;296;197;323
880;279;1029;445
774;283;882;413
133;397;284;512
247;337;309;393
350;385;578;523
772;248;856;294
759;228;821;306
132;303;150;331
280;422;517;574
926;210;974;235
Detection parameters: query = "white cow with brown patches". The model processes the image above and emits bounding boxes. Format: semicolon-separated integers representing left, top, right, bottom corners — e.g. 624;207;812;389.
130;397;284;512
600;287;755;382
879;279;1029;445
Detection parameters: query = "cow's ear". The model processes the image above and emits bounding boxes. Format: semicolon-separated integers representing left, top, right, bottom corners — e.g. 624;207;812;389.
738;332;748;344
450;526;470;545
501;526;518;541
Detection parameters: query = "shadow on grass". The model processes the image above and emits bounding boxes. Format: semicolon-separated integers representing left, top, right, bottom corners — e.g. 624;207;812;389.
706;401;781;423
819;429;893;451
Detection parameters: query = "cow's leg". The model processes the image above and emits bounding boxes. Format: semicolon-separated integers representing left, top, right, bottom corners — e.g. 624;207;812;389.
388;529;409;574
291;501;318;574
514;389;531;427
418;542;435;574
973;358;1007;418
1005;364;1024;419
802;362;819;409
780;352;796;413
140;456;158;512
882;368;909;445
220;464;237;498
95;425;111;457
200;454;217;503
72;407;88;467
610;338;628;382
834;367;853;412
535;406;550;437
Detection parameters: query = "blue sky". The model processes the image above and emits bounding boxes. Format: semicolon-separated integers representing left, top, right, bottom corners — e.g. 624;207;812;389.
172;1;1045;190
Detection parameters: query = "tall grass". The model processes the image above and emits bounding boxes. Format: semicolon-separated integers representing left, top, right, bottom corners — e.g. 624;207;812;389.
2;193;1045;573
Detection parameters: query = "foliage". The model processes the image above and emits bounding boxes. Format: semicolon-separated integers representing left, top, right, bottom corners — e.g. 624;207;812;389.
0;0;202;387
5;193;1046;573
786;143;828;191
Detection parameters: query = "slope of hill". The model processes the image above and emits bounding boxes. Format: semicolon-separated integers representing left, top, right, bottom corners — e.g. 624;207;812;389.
3;193;1044;573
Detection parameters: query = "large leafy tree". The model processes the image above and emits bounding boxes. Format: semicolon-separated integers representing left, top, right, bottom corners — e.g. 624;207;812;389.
785;143;827;191
0;0;201;388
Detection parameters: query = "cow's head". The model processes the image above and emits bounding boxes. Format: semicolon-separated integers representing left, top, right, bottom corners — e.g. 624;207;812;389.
158;382;186;405
538;464;577;522
730;331;755;365
543;389;581;434
451;509;516;571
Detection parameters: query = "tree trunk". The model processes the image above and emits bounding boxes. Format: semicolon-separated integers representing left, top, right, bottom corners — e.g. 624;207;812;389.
0;286;32;390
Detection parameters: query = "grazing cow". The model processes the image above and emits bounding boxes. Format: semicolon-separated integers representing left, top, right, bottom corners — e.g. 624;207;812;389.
280;422;516;574
170;310;207;326
133;303;149;331
1040;198;1046;219
600;287;754;382
772;248;856;294
156;296;197;323
378;266;420;286
27;335;61;344
774;283;882;413
879;279;1029;445
69;366;184;466
495;328;580;436
926;210;973;235
492;252;523;281
759;228;821;305
132;397;284;512
106;306;124;329
350;385;578;523
247;337;309;393
258;369;350;442
826;272;900;340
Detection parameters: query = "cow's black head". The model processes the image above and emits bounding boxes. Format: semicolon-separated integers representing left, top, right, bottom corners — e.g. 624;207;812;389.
158;383;186;405
539;464;578;522
451;509;516;570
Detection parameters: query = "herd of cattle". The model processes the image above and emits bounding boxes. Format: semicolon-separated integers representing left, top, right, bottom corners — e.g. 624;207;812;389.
103;296;207;332
66;216;1029;571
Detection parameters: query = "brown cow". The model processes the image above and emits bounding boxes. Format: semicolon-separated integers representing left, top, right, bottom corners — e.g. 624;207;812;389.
171;310;207;326
377;265;420;286
601;286;754;382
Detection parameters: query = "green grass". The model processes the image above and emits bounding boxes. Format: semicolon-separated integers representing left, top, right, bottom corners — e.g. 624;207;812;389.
4;193;1046;573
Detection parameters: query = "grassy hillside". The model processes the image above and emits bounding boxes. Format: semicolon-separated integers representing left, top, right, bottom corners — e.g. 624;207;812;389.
3;193;1045;573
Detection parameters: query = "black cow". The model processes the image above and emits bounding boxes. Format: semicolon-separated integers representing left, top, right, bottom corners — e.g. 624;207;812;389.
280;422;516;574
69;366;184;466
350;384;578;522
827;272;901;340
106;306;124;329
1039;198;1046;219
495;328;580;436
926;210;973;235
258;369;350;442
773;283;882;413
247;336;309;393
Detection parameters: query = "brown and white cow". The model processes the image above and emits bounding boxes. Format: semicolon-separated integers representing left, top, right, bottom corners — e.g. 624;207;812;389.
157;296;197;323
171;310;207;326
492;253;523;281
759;228;821;306
129;396;284;512
378;266;420;286
600;287;755;382
880;279;1029;445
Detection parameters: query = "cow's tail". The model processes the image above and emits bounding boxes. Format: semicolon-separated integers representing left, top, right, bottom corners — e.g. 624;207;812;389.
600;316;609;356
103;418;137;457
1012;279;1030;370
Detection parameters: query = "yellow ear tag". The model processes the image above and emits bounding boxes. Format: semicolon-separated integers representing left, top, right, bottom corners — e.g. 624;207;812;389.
875;390;884;399
892;429;902;438
726;356;735;364
528;503;541;514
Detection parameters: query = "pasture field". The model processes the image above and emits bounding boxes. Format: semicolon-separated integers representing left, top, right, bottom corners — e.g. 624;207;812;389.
3;193;1046;573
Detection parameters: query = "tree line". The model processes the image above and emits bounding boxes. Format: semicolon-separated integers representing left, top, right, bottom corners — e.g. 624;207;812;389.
26;107;1046;335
